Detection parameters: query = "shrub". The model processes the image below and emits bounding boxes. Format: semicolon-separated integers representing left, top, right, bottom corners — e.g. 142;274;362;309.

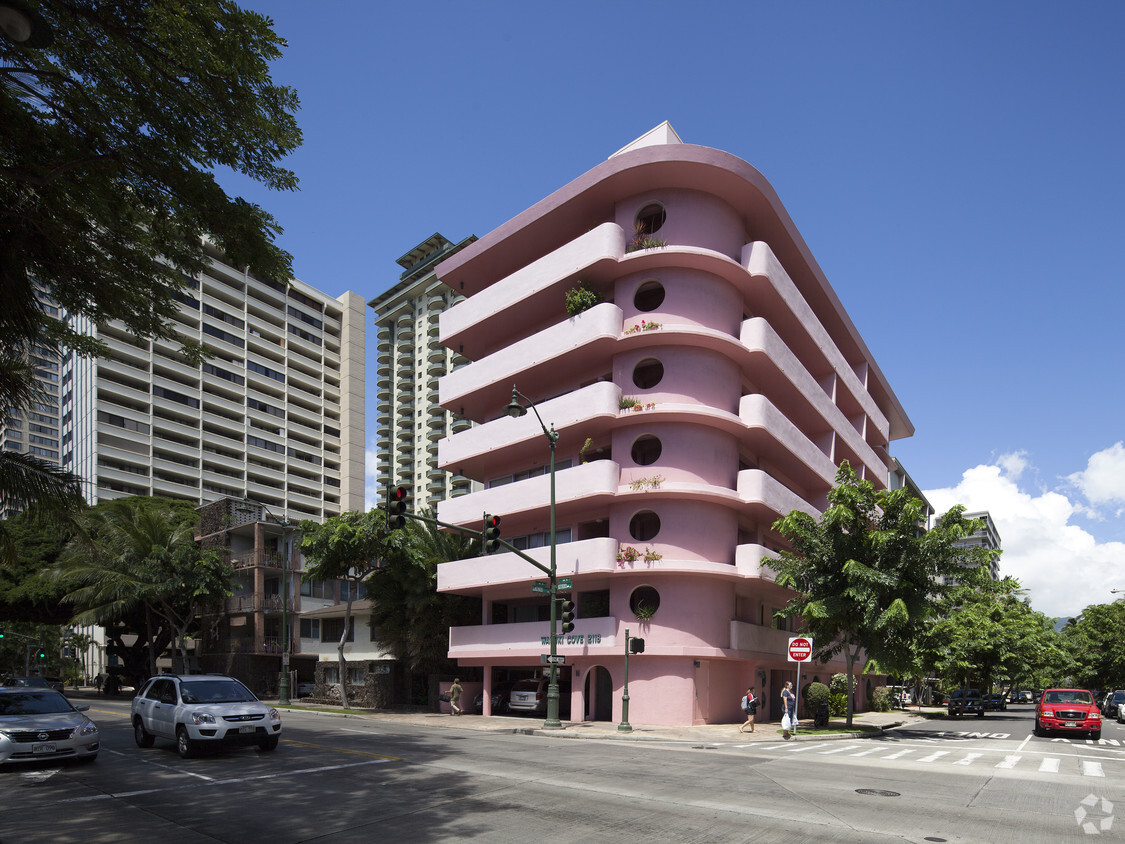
870;686;893;712
830;673;849;695
830;693;848;716
804;682;830;713
564;282;603;316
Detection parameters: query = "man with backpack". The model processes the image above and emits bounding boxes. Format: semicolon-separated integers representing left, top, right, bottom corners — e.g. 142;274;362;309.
739;685;758;733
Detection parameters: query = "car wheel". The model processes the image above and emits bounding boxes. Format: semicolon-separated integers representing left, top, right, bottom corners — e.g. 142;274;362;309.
1034;721;1044;737
258;735;279;752
176;726;196;759
1091;731;1101;741
134;718;155;748
77;753;98;764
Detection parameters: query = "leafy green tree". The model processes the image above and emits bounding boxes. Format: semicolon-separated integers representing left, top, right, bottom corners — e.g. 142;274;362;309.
0;506;75;622
1062;601;1125;690
56;496;230;677
1;1;300;518
368;510;481;685
770;461;994;725
299;509;412;709
920;576;1067;692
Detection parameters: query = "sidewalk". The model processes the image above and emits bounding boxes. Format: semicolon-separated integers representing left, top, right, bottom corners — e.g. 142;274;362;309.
266;699;936;744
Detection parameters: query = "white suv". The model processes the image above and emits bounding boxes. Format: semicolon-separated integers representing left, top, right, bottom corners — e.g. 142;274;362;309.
131;674;281;758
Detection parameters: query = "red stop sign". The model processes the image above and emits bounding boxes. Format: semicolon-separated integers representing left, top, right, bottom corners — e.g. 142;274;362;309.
788;636;813;662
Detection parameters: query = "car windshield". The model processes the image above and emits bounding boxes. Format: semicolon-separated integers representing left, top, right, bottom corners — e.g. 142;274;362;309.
179;679;257;704
0;691;75;715
2;677;49;688
512;681;540;692
1044;690;1093;705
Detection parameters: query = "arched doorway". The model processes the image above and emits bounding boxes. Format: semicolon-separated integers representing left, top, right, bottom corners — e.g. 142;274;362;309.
584;665;613;721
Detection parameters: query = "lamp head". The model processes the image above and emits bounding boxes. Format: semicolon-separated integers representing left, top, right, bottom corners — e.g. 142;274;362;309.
506;388;527;419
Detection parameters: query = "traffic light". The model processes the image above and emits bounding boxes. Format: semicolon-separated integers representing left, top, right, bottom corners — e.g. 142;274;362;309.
38;648;46;659
0;627;5;638
483;514;502;554
629;637;645;654
559;599;575;634
386;485;408;530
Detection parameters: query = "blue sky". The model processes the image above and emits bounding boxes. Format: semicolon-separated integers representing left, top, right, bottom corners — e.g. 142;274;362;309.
229;1;1125;619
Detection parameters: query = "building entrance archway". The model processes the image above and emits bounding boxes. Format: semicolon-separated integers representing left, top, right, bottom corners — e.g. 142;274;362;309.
584;665;613;721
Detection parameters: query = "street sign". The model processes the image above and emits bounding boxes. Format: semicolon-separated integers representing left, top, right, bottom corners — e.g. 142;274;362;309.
531;582;550;594
787;636;813;662
556;577;572;590
541;654;566;665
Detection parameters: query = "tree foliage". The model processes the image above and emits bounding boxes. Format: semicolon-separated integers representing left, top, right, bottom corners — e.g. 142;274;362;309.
299;509;412;709
1062;601;1125;690
770;461;994;725
919;576;1069;692
55;496;231;677
368;510;481;678
1;1;300;520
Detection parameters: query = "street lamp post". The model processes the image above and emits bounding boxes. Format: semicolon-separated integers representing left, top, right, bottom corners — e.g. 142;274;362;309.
243;498;294;705
506;386;563;730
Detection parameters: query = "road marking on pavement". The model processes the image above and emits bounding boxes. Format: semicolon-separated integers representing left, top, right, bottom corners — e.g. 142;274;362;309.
784;742;834;752
954;753;982;766
1039;757;1060;773
817;744;866;755
847;747;884;757
995;755;1021;769
1082;761;1105;777
917;751;951;762
881;750;914;760
59;759;396;803
282;738;403;761
105;748;215;781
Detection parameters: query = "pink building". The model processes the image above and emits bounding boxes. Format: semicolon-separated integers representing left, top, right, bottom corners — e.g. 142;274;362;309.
433;123;913;727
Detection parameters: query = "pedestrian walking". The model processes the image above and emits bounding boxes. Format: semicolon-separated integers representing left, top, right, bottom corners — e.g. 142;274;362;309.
739;685;758;733
781;680;796;738
450;678;463;715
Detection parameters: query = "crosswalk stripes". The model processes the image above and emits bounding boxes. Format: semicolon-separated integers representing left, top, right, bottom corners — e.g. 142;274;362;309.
780;744;1114;777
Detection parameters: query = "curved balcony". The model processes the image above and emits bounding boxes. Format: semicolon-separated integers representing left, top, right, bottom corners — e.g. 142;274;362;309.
440;222;625;361
439;301;623;422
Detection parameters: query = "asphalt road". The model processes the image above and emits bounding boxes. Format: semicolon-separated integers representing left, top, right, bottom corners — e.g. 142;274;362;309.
2;701;1122;842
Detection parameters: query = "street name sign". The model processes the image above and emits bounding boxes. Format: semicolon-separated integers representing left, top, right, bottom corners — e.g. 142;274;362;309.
787;636;813;662
531;581;551;594
556;577;573;590
541;654;566;665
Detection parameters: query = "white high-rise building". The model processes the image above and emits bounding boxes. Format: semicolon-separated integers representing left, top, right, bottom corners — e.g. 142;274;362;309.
53;243;366;519
368;233;479;511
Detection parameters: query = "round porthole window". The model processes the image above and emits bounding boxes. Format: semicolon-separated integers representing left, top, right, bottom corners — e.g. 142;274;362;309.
629;585;661;619
634;280;665;312
635;203;666;235
629;510;660;542
631;435;662;466
632;358;663;389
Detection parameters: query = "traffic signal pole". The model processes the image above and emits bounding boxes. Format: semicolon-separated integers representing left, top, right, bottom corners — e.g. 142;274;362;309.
618;628;633;733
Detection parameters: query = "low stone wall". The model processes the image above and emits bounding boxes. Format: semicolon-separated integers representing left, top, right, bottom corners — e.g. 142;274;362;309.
312;660;394;708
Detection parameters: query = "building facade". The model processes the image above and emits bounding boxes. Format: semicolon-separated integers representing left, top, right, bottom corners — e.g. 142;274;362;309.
952;510;1002;581
368;233;479;511
432;124;914;727
62;242;366;519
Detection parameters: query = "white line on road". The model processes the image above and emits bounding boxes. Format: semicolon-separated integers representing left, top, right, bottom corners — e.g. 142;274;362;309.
954;753;983;766
784;742;834;753
817;744;866;755
104;748;214;781
995;755;1021;769
1082;761;1105;777
1039;757;1060;773
881;750;914;760
59;759;395;803
847;747;884;757
917;751;951;762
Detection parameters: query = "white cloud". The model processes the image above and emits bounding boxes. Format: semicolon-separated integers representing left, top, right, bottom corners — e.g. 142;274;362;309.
925;452;1125;621
1066;442;1125;517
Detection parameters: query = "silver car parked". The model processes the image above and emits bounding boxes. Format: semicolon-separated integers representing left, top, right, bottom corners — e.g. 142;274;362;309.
131;674;281;758
0;689;99;764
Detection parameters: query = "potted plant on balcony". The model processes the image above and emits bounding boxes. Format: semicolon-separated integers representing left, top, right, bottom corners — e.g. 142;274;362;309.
564;281;603;317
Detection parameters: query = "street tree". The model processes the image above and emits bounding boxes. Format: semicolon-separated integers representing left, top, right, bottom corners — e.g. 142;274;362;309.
299;509;412;709
1;0;300;517
1062;601;1125;690
56;496;230;677
368;510;481;686
770;461;994;725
